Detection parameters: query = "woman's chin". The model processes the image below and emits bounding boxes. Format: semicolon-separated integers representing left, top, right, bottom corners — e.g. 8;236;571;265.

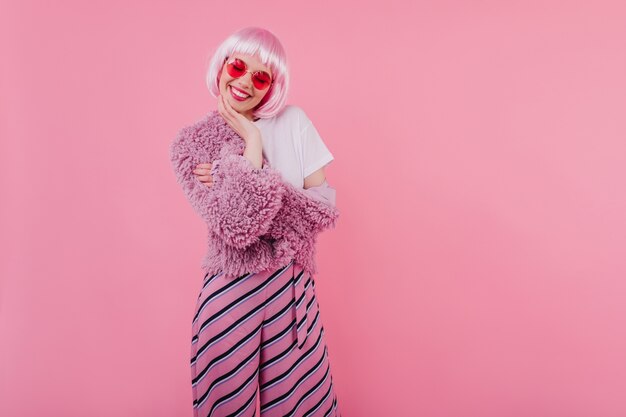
227;96;244;108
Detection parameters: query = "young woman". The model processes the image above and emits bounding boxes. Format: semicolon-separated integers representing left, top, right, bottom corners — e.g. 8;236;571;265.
169;27;342;417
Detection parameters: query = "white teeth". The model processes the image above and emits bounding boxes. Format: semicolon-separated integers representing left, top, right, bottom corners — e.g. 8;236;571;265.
231;86;249;98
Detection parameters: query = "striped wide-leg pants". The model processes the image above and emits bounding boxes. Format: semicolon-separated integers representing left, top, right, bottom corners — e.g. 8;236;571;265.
190;259;341;417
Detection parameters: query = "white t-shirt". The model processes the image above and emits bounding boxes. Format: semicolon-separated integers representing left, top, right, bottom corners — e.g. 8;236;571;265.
253;105;334;189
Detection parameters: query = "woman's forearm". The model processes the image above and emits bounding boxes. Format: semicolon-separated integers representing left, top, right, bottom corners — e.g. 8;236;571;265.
243;135;264;169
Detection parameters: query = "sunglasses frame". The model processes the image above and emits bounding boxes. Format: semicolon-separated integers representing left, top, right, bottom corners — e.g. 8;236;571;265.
224;57;274;90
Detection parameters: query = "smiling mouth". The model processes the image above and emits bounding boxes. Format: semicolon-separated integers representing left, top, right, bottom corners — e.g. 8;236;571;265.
230;85;251;99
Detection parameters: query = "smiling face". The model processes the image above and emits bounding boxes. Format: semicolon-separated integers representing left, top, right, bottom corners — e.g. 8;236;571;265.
218;52;273;121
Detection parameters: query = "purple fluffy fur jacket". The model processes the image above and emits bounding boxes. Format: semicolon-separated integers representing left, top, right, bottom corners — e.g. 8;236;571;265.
169;110;340;280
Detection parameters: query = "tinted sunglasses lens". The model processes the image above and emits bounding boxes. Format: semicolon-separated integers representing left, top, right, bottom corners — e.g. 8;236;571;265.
252;72;272;90
226;59;246;77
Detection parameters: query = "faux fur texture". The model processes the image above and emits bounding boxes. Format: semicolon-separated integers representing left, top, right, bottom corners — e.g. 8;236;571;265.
170;110;340;279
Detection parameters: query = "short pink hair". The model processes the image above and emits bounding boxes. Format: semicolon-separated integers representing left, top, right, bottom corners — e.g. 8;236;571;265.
205;27;290;120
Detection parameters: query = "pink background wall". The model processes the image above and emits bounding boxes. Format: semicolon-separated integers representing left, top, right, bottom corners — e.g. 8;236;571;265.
2;1;626;416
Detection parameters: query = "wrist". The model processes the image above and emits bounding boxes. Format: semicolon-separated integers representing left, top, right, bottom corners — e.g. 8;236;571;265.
243;139;263;170
245;132;262;146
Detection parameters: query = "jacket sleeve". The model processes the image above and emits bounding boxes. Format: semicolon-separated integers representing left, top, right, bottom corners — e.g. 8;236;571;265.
267;179;340;241
296;180;340;235
169;125;286;250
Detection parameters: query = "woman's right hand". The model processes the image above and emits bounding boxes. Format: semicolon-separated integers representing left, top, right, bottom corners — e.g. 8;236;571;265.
193;163;213;187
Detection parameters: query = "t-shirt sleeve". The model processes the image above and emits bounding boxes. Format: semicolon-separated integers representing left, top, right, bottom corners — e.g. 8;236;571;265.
301;118;335;179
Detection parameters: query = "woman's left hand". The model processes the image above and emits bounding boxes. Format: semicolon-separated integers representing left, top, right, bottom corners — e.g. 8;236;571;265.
217;94;261;144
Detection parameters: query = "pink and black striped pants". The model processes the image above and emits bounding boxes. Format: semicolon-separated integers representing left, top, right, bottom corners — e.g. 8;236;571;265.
190;259;342;417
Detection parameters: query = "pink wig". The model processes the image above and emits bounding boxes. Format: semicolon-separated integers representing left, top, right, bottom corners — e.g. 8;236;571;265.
205;27;290;120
